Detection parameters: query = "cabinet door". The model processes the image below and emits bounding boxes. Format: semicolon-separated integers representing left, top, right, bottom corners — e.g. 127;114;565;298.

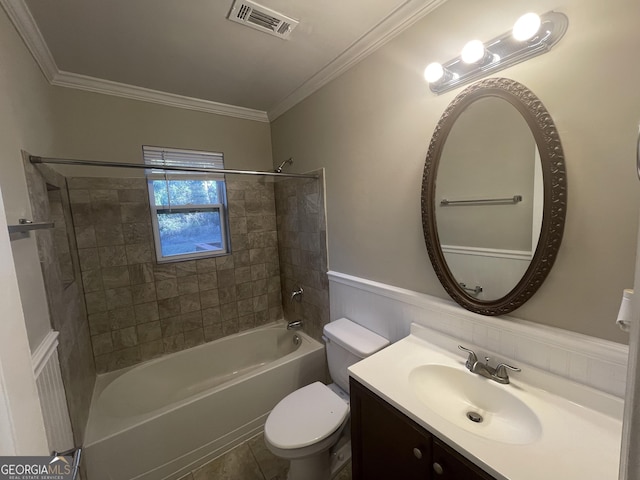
351;378;432;480
431;438;496;480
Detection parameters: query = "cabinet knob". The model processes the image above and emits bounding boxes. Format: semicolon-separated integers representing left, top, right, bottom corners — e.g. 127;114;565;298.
433;462;444;475
413;447;423;459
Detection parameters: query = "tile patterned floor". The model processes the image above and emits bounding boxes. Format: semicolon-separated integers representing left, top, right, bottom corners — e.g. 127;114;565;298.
178;434;352;480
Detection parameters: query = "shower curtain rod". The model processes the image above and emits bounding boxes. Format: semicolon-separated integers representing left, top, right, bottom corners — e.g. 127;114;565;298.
29;156;319;179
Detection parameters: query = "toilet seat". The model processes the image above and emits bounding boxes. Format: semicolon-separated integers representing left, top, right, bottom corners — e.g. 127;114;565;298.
265;382;349;450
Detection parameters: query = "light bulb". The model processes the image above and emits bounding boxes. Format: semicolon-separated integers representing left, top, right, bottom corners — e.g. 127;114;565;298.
461;40;486;64
513;13;541;41
424;62;445;83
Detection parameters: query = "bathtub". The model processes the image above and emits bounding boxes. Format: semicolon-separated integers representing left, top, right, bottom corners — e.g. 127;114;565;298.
83;323;325;480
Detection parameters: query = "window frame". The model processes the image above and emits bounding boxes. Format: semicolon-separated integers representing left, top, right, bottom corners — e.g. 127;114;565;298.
146;170;231;264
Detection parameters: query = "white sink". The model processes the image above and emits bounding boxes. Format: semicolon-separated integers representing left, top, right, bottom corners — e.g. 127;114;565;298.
409;364;542;444
349;324;623;480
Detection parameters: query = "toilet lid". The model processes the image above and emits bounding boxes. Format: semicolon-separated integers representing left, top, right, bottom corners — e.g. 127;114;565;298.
265;382;349;449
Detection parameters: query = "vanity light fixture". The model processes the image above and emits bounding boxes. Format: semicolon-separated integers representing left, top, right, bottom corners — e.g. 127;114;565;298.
460;40;491;64
424;11;568;94
424;62;452;84
512;13;542;41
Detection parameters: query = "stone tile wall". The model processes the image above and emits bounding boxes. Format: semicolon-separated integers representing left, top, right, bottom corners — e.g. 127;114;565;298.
68;176;283;373
23;159;96;446
47;189;75;286
274;171;329;342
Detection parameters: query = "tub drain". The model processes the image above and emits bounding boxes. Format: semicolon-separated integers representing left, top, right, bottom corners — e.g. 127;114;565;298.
466;411;483;423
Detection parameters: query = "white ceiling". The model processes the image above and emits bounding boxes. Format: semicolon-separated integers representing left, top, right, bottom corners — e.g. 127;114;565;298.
4;0;445;121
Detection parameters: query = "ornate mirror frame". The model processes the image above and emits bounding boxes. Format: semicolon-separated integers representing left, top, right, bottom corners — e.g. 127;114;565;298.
421;78;567;315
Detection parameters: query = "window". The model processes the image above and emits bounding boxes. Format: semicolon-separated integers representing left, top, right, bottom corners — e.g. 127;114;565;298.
143;146;230;263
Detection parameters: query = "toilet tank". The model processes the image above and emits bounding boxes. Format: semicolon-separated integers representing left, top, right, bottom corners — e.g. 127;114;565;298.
323;318;389;392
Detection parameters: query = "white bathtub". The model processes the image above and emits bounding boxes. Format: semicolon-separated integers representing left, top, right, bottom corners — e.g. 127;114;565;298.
83;323;325;480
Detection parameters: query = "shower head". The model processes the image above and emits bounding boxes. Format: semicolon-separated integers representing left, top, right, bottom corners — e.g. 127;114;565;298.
275;158;293;173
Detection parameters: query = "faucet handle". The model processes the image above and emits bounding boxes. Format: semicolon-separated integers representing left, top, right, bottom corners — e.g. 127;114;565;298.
458;345;478;370
290;286;304;302
494;363;521;383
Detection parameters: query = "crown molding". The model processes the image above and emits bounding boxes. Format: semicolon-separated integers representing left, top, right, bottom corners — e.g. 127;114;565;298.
0;0;269;122
0;0;57;81
3;0;444;124
50;70;270;122
267;0;448;120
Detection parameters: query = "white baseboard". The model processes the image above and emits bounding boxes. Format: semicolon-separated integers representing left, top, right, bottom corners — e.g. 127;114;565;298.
328;271;628;397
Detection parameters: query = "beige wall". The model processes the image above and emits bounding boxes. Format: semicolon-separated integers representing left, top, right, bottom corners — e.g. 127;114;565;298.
271;0;640;343
49;88;273;177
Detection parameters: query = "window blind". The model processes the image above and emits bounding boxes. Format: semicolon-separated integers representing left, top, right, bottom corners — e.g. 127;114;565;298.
142;145;225;179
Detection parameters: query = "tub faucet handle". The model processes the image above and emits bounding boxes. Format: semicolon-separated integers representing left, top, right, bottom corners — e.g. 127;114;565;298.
291;286;304;302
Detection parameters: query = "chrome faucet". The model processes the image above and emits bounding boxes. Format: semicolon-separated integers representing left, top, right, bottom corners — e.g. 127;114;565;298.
458;345;521;384
290;286;304;302
287;320;303;330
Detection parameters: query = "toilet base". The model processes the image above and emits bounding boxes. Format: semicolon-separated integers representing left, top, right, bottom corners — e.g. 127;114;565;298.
285;438;351;480
287;451;331;480
330;437;351;476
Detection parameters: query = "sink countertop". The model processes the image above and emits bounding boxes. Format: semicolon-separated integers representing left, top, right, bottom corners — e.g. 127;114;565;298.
348;323;623;480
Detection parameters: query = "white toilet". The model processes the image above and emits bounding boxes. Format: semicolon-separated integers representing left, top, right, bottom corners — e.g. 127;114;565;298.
264;318;389;480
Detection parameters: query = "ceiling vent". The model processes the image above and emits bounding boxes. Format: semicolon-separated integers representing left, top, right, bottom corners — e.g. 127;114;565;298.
228;0;298;40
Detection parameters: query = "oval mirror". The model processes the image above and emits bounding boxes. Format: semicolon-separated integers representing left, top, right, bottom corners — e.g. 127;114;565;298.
422;78;567;315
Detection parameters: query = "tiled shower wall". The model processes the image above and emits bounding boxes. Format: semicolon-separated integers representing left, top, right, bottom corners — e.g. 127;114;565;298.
68;176;283;373
274;171;329;342
24;160;95;445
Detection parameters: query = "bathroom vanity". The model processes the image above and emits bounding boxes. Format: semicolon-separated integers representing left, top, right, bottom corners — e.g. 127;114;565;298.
348;323;623;480
350;377;494;479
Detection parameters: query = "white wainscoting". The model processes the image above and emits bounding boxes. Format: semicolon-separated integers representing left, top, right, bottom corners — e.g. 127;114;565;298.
328;271;629;397
32;330;74;452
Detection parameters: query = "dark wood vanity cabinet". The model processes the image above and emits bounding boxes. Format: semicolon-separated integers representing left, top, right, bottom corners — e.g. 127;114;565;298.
350;378;432;479
350;378;496;480
430;438;495;480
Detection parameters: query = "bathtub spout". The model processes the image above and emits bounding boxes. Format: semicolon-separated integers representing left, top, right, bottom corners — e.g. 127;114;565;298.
287;320;303;330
